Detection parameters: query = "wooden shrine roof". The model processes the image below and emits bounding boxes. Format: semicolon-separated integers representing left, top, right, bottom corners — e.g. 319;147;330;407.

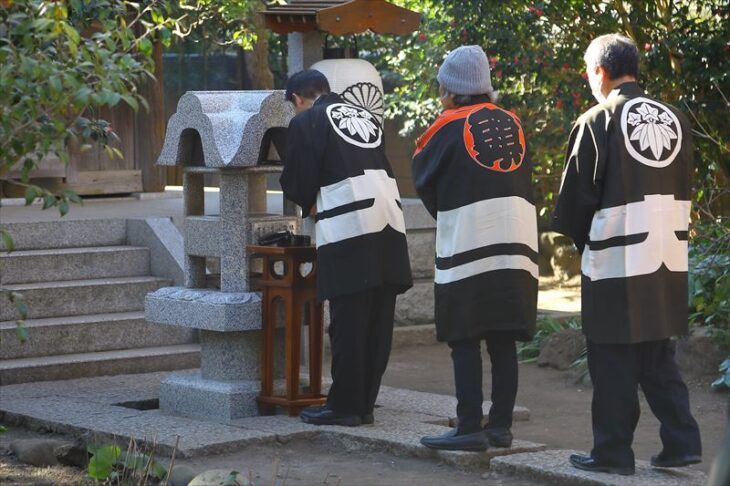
262;0;421;36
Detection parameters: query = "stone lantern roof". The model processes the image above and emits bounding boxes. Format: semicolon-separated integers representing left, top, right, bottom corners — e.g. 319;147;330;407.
262;0;421;36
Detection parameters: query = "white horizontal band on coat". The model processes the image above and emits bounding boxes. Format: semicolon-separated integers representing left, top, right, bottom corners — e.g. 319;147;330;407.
434;196;538;284
583;194;691;281
436;196;538;258
315;169;406;247
435;254;538;284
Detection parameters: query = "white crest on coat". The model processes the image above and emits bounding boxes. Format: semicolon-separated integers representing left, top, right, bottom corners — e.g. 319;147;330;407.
326;103;382;148
620;97;682;168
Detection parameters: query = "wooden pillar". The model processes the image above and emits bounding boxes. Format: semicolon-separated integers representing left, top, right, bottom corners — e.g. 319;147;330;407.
134;37;167;192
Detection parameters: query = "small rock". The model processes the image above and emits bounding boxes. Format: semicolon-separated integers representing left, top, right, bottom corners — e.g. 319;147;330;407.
169;464;197;486
54;439;88;468
537;328;585;370
676;326;725;376
10;438;61;467
551;245;581;281
189;469;251;486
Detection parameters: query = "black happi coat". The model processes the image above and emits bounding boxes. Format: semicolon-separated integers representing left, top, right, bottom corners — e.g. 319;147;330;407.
412;101;538;343
280;93;412;301
552;82;693;344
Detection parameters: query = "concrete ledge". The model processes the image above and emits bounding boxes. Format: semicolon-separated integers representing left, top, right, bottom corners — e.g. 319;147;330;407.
127;218;185;286
145;287;262;331
490;450;707;486
160;371;260;421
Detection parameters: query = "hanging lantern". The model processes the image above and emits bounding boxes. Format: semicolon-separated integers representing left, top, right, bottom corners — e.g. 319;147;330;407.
310;59;385;125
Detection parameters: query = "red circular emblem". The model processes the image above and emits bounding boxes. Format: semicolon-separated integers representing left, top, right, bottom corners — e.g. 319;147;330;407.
463;105;526;172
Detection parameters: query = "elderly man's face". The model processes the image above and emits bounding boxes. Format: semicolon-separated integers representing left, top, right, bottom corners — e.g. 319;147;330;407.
585;62;607;103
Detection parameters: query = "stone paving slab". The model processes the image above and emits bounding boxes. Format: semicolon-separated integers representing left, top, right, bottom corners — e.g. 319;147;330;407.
490;450;707;486
321;408;545;470
377;385;531;422
0;372;540;466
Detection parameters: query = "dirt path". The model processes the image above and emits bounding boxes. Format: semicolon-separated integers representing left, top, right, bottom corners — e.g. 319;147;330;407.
382;343;728;474
0;426;541;486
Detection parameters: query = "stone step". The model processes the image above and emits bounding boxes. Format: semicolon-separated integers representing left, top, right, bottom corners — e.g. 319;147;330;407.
0;344;201;385
0;276;171;321
0;219;127;251
0;246;150;285
0;311;196;360
490;449;707;486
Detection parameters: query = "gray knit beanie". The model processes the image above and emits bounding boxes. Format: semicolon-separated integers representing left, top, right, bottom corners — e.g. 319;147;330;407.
437;45;494;96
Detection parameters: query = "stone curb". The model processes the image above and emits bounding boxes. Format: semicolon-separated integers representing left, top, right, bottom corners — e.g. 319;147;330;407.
490;449;707;486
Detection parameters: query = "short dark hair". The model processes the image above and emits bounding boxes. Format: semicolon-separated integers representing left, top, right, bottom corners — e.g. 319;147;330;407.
584;34;640;80
451;93;496;107
285;69;331;102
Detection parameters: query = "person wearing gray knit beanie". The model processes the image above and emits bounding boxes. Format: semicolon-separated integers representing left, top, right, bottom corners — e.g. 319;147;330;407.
414;46;537;452
437;45;497;102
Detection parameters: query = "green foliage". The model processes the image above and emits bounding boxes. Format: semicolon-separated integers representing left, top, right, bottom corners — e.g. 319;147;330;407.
360;0;730;219
0;0;187;222
87;444;122;481
517;317;581;363
87;439;168;485
711;358;730;391
689;218;730;347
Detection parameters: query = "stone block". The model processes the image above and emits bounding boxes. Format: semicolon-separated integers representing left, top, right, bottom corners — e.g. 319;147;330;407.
126;218;186;286
159;371;261;421
406;229;435;278
0;276;170;321
199;329;260;381
490;449;707;486
145;287;262;332
0;312;195;360
0;219;127;251
185;216;222;257
394;279;434;326
0;246;149;285
157;91;294;168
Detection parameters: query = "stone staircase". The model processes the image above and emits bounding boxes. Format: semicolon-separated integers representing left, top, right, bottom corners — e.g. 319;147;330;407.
0;219;199;385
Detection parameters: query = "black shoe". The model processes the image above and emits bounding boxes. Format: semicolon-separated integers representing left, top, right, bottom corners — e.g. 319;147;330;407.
420;428;488;452
484;427;513;448
650;451;702;468
569;454;635;476
361;413;374;425
300;406;362;426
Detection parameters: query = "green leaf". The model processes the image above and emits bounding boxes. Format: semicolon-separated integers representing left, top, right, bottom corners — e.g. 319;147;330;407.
58;200;69;217
63;190;83;204
223;471;242;486
42;195;55;210
121;95;139;111
16;302;28;320
1;230;15;253
138;38;153;57
87;455;114;480
151;461;168;480
24;187;37;206
15;322;28;343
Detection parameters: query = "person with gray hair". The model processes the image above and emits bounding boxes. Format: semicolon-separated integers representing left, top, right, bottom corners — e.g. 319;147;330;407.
413;45;538;452
552;33;702;475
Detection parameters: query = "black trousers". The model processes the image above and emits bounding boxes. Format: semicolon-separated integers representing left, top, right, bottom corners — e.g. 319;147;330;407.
326;285;398;416
588;339;702;467
448;332;518;433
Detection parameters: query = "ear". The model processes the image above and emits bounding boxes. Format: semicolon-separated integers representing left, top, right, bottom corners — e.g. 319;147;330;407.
596;64;610;82
292;93;303;108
